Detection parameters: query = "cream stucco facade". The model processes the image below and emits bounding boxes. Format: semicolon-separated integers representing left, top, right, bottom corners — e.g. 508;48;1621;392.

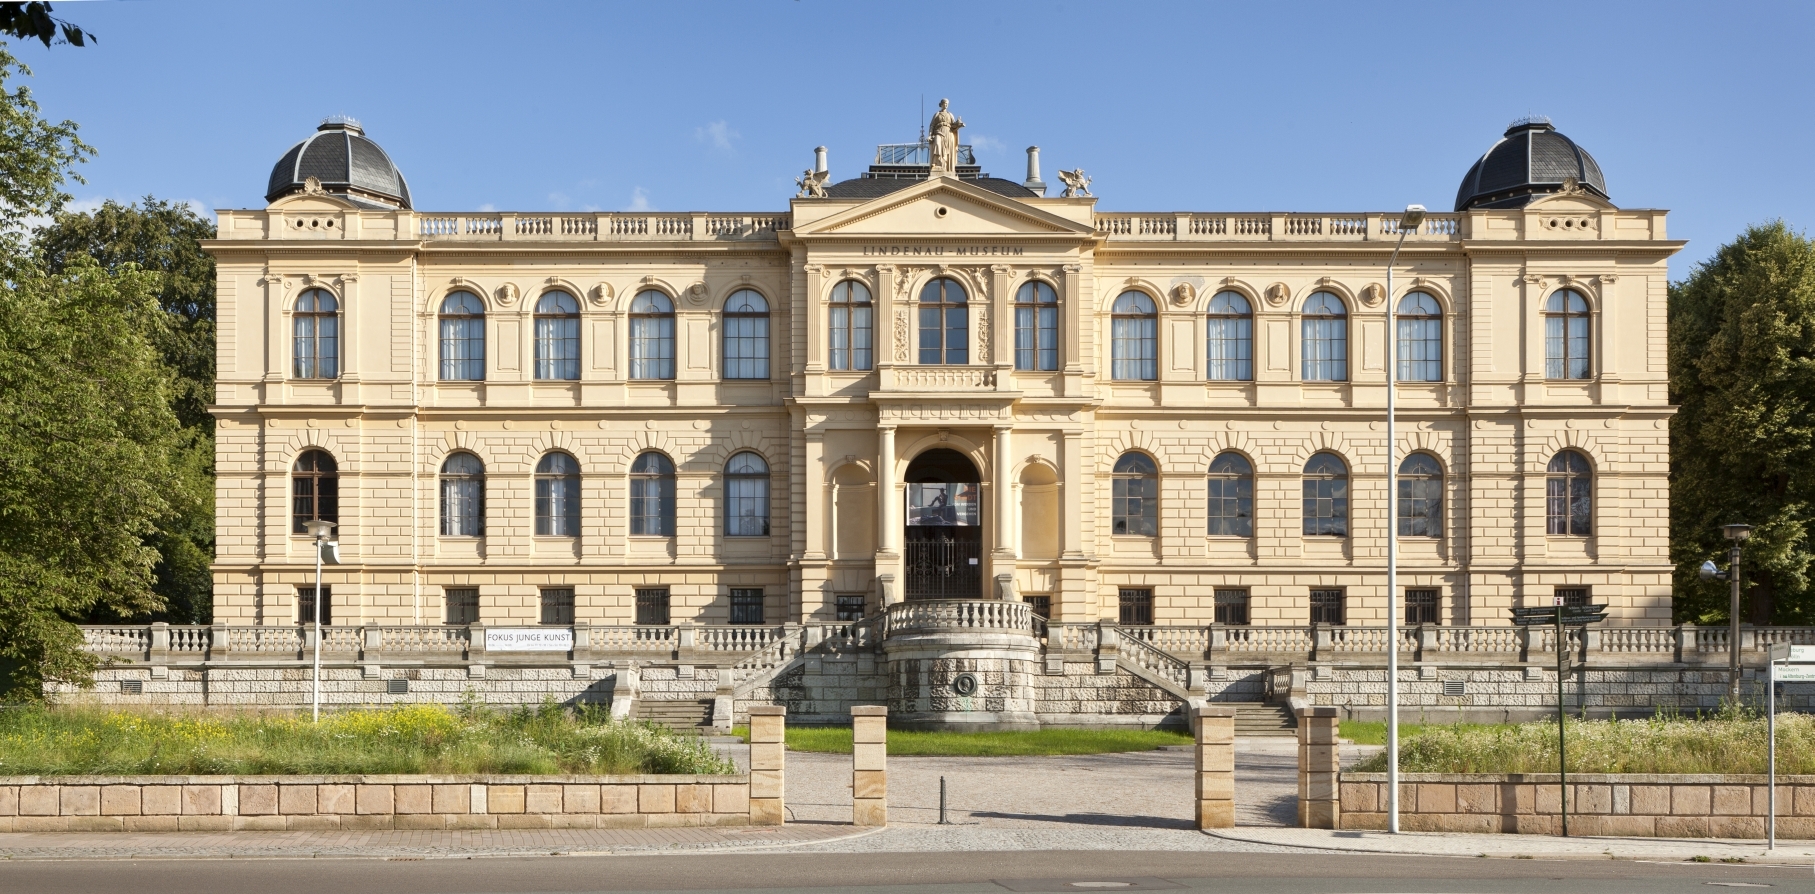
206;120;1684;634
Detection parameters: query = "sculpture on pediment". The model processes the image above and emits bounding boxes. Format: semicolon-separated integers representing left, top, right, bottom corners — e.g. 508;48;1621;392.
796;168;829;198
1057;169;1092;198
929;98;965;174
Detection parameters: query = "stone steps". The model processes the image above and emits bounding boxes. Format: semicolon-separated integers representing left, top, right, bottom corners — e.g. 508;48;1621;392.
1230;702;1298;737
632;698;714;732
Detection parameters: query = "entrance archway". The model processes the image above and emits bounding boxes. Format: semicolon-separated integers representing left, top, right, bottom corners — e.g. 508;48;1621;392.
903;448;982;600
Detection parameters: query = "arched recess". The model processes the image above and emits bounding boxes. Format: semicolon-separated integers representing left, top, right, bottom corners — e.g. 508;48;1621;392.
901;447;984;600
831;461;876;560
1019;461;1060;560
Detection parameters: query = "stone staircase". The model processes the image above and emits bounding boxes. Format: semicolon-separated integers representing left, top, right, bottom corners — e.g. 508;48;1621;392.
1231;702;1298;737
632;698;714;733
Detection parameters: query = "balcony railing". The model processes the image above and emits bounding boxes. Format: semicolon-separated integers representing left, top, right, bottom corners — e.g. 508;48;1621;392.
1094;212;1463;242
415;212;789;242
879;365;999;393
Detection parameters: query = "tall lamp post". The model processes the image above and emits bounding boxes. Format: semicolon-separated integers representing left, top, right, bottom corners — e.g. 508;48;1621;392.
303;519;339;722
1699;523;1753;702
1383;203;1426;834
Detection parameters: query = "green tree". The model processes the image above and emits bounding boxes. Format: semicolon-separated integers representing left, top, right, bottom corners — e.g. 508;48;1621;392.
1670;221;1815;625
0;43;90;259
0;3;94;48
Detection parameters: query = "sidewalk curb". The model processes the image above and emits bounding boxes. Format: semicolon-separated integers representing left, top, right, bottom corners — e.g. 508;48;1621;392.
1203;828;1815;865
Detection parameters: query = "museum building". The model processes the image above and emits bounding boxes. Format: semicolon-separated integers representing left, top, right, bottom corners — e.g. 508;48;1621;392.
206;108;1683;636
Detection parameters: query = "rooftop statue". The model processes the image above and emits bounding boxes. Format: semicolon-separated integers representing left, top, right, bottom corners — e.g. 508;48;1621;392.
1057;168;1092;198
929;98;965;175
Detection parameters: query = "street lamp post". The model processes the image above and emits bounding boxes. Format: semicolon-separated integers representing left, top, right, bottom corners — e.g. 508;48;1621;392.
1699;523;1753;703
303;519;339;722
1384;203;1425;835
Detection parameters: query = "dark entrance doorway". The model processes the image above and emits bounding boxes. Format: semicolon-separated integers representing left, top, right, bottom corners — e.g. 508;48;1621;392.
903;448;982;601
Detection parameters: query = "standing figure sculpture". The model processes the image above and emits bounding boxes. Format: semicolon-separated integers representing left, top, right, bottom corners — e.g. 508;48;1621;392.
928;98;965;174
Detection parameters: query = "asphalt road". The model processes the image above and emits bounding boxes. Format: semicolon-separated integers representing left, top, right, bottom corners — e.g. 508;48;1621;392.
3;850;1811;894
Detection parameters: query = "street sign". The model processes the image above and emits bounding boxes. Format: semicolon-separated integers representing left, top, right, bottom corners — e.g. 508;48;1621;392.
1777;664;1815;682
1791;645;1815;663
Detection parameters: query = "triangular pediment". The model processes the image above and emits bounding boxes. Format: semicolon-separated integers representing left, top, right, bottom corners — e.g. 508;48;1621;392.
793;176;1094;238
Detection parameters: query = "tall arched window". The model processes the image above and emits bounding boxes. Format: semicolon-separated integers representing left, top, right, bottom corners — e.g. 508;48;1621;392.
1302;452;1349;537
1206;452;1254;537
1397;453;1442;537
918;278;968;364
724;451;771;537
1545;289;1591;379
828;280;873;371
1014;280;1058;371
629;451;675;536
1301;292;1348;381
629;290;675;380
1111;452;1158;536
292;449;339;534
439;452;485;537
293;288;339;379
533;291;580;381
1396;292;1442;382
722;289;770;380
1206;290;1253;381
535;452;580;537
439;291;485;381
1111;291;1159;381
1547;450;1592;536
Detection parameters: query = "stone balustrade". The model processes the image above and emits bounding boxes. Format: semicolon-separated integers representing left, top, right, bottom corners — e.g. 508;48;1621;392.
1093;212;1463;242
411;212;789;242
881;600;1034;637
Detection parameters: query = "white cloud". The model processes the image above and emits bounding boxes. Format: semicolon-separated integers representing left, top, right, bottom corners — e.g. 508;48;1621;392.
477;203;498;213
695;120;739;153
967;134;1007;154
623;188;653;212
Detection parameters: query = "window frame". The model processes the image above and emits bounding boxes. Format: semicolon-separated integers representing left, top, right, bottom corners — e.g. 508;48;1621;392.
635;588;671;625
1395;291;1443;383
298;585;333;626
729;588;765;625
629;451;677;537
1310;588;1346;625
292;288;340;380
1110;290;1158;381
539;588;575;625
533;290;581;381
722;288;771;380
534;452;581;537
1300;291;1349;382
628;289;676;380
1206;451;1255;538
1396;452;1443;538
438;290;486;381
1206;290;1253;382
828;280;874;371
1546;449;1593;536
292;449;340;535
918;277;969;365
439;452;486;537
835;594;868;622
1555;587;1590;607
444;587;479;625
1543;289;1593;380
1404;588;1441;625
724;451;771;537
1301;452;1350;538
1214;589;1251;625
1014;280;1059;371
1117;587;1154;626
1111;452;1159;537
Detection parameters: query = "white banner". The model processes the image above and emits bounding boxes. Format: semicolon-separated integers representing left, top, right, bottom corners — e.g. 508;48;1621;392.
483;628;574;652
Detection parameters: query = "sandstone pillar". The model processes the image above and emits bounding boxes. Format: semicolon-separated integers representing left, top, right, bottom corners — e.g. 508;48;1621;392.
992;424;1014;565
1194;704;1236;829
877;425;898;556
747;705;785;825
851;705;887;826
1298;705;1340;828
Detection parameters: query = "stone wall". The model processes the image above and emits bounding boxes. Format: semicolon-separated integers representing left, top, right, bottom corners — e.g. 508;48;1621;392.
1304;665;1805;722
1033;662;1187;726
0;774;756;832
54;665;617;708
1340;773;1815;838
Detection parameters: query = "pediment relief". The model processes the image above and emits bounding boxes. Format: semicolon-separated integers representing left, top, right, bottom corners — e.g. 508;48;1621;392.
792;177;1093;239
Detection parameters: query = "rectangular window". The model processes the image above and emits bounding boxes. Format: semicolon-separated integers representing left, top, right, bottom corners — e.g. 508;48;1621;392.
1111;315;1158;381
445;588;479;625
1302;317;1348;381
1405;588;1441;625
298;585;332;626
723;314;770;380
1310;588;1346;625
835;594;867;622
635;588;671;625
1024;594;1052;620
1207;315;1253;381
1213;589;1250;625
1555;587;1589;607
1014;305;1058;371
729;589;765;625
1118;588;1153;626
534;315;579;380
539;588;575;625
829;304;874;371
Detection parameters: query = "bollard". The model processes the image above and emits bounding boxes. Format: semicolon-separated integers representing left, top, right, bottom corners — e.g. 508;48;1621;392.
851;705;887;826
747;705;786;825
1193;704;1237;829
1297;706;1341;828
938;776;951;824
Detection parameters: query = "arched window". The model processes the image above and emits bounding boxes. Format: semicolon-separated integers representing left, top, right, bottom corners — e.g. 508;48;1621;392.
1301;291;1348;381
1544;289;1591;379
439;291;486;381
292;449;339;534
828;280;873;371
724;451;771;537
1111;452;1159;536
533;291;580;381
1014;280;1058;371
1111;291;1158;381
722;289;770;380
293;288;339;379
629;451;675;536
534;452;580;537
1302;452;1349;537
439;452;485;537
629;290;675;380
1396;292;1442;382
1206;452;1254;537
1547;450;1592;536
1206;290;1253;381
1397;453;1442;537
918;277;969;364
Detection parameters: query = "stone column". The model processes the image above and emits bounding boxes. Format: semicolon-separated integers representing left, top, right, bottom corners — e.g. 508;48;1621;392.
1298;705;1341;828
747;705;786;825
851;705;887;826
877;425;898;556
993;424;1014;565
1194;704;1236;829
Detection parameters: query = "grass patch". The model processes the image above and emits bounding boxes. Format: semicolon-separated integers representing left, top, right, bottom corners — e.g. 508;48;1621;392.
731;725;1193;756
1350;708;1815;775
1339;720;1509;746
0;699;735;776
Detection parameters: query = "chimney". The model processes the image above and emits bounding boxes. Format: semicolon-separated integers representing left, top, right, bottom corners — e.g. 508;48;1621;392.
814;146;828;175
1023;146;1047;197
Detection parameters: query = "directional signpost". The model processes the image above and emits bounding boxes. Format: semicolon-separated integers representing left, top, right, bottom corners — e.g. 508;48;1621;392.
1765;643;1815;849
1510;600;1608;837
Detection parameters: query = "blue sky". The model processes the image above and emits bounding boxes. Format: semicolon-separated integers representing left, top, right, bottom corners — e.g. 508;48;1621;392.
14;0;1813;276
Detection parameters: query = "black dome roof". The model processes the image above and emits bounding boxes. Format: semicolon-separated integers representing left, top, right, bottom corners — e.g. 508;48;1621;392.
266;117;412;209
1454;117;1606;212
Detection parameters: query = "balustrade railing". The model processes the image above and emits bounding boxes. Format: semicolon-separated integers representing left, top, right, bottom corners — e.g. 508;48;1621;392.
83;626;152;655
883;599;1034;636
1045;623;1100;653
1091;212;1462;242
1120;625;1210;658
415;212;786;242
1224;626;1313;653
592;626;677;652
378;626;468;653
1114;628;1193;692
882;365;998;392
1433;626;1522;653
697;625;786;652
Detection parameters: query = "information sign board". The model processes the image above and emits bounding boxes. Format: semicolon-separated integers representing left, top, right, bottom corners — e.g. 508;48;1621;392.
483;628;574;652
